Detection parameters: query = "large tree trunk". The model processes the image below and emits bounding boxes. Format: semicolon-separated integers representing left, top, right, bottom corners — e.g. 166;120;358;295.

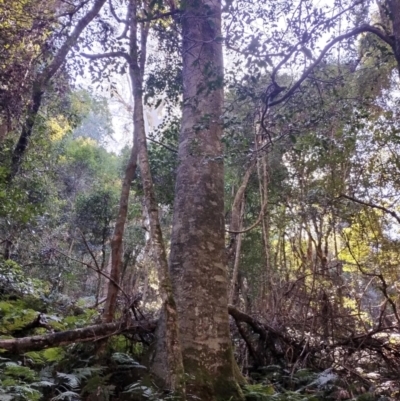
168;0;243;399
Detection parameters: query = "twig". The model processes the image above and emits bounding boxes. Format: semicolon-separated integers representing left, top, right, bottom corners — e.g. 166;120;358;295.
147;137;178;153
81;51;134;69
226;200;268;234
78;229;101;272
54;249;129;301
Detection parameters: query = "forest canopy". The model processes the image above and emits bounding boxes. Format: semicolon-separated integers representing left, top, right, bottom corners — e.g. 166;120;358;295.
1;0;400;400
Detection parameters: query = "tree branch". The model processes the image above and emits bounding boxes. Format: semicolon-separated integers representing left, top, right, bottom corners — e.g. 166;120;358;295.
81;51;134;68
226;197;267;234
137;10;181;23
269;25;394;108
9;0;108;181
340;193;400;225
108;0;128;23
44;0;108;81
147;137;178;153
54;249;129;301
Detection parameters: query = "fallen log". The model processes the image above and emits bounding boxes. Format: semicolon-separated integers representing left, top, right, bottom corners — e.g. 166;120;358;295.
228;304;296;346
1;304;399;372
228;305;308;365
0;307;242;354
0;319;157;353
0;306;254;354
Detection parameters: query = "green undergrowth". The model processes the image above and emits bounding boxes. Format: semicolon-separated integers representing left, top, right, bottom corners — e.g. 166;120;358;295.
0;342;159;401
0;258;157;401
242;365;396;401
1;258;397;400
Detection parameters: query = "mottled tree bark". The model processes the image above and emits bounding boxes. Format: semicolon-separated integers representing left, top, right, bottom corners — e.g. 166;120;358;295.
168;0;243;399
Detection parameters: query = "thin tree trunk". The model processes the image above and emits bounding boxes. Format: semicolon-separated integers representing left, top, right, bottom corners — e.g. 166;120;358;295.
256;150;270;308
229;199;245;305
261;153;270;276
140;236;152;305
102;139;139;322
137;103;186;394
100;254;112;300
228;163;254;304
8;0;107;180
102;0;185;394
9;85;43;180
230;161;255;235
169;0;243;399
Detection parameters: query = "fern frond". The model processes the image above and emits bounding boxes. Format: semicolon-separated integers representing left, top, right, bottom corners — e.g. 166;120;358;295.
72;366;105;380
56;372;80;390
31;380;55;388
111;352;146;369
51;390;80;401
